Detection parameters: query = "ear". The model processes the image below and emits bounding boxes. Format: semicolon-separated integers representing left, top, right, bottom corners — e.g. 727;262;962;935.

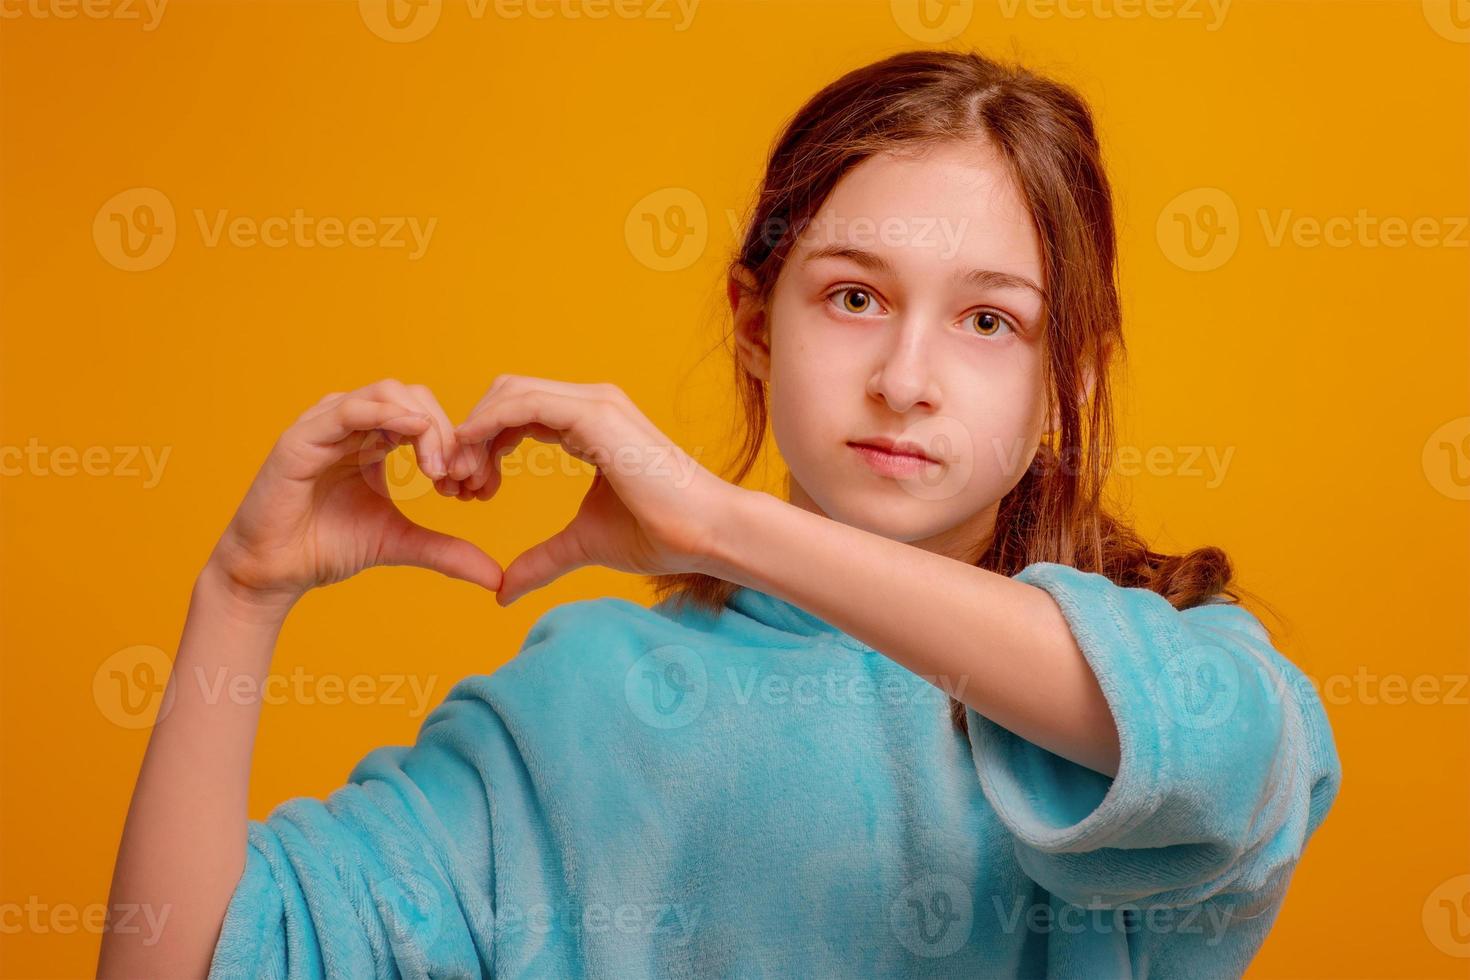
728;264;771;384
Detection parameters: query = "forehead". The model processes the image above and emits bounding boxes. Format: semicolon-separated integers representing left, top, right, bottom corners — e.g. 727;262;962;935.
796;141;1041;277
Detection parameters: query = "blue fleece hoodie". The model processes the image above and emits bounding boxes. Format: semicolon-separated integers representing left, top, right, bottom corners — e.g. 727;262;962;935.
207;561;1341;978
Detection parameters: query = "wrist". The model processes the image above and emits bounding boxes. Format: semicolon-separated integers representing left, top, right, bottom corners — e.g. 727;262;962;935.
693;483;771;584
194;558;300;629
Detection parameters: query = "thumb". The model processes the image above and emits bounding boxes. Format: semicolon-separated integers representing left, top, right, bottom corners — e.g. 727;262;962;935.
498;519;592;607
379;518;503;593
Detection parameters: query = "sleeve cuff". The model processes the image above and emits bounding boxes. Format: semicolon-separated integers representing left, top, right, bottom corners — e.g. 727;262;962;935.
967;561;1191;853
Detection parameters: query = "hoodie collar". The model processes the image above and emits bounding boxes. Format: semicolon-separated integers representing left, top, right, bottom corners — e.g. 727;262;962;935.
725;586;873;651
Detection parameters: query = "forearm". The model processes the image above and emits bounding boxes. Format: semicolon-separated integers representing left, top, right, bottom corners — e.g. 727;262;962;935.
705;489;1121;777
98;561;290;978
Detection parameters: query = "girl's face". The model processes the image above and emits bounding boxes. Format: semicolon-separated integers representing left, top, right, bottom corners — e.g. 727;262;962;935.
734;140;1050;563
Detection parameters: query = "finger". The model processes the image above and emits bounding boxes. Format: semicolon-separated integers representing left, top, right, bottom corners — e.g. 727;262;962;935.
365;379;453;482
378;518;503;592
339;379;449;486
458;376;617;437
343;423;417;466
463;422;561;494
454;388;597;446
299;397;417;445
460;372;521;422
455;376;542;484
324;420;432;484
497;518;590;606
453;375;521;481
457;377;616;485
399;382;460;482
297;399;433;468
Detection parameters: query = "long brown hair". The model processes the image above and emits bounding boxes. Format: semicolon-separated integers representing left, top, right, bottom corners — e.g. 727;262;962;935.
648;48;1281;732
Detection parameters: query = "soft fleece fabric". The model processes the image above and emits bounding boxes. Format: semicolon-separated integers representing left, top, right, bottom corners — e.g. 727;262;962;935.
208;561;1341;979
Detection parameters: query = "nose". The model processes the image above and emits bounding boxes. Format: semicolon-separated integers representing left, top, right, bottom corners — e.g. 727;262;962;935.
866;316;940;414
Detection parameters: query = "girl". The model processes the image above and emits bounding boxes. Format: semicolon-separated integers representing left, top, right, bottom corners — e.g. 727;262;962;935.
100;48;1341;979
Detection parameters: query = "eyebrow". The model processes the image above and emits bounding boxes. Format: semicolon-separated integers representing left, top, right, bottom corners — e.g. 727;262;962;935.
801;244;1046;299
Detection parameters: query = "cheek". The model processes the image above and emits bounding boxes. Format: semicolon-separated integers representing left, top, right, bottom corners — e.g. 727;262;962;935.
768;352;840;461
950;353;1047;473
767;309;861;432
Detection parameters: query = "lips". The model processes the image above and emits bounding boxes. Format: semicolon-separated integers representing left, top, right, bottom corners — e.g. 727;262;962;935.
847;436;940;464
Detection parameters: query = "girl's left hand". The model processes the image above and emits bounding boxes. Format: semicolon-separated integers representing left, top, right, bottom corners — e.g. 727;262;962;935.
451;375;736;605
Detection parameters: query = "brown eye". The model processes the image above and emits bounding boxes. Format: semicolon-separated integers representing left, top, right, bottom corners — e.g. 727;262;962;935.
832;287;877;315
971;311;1013;337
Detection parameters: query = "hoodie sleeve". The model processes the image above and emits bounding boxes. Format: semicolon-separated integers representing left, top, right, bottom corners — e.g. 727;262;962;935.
206;691;501;979
967;561;1342;911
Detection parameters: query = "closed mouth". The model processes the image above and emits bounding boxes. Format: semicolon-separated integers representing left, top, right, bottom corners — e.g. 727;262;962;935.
847;440;940;464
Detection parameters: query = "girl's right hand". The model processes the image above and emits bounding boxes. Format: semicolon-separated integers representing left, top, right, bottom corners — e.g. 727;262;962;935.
205;379;503;614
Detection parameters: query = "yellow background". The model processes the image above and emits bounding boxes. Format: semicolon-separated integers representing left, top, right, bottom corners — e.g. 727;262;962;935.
3;0;1468;975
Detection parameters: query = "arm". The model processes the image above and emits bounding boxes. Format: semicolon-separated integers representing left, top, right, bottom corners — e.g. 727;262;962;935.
97;563;290;977
704;489;1341;909
99;378;501;978
703;487;1123;776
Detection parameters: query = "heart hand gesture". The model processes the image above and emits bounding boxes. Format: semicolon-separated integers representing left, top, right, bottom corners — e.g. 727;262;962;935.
452;375;734;605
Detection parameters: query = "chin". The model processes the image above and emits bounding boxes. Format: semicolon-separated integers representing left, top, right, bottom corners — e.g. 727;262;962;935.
809;486;960;543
